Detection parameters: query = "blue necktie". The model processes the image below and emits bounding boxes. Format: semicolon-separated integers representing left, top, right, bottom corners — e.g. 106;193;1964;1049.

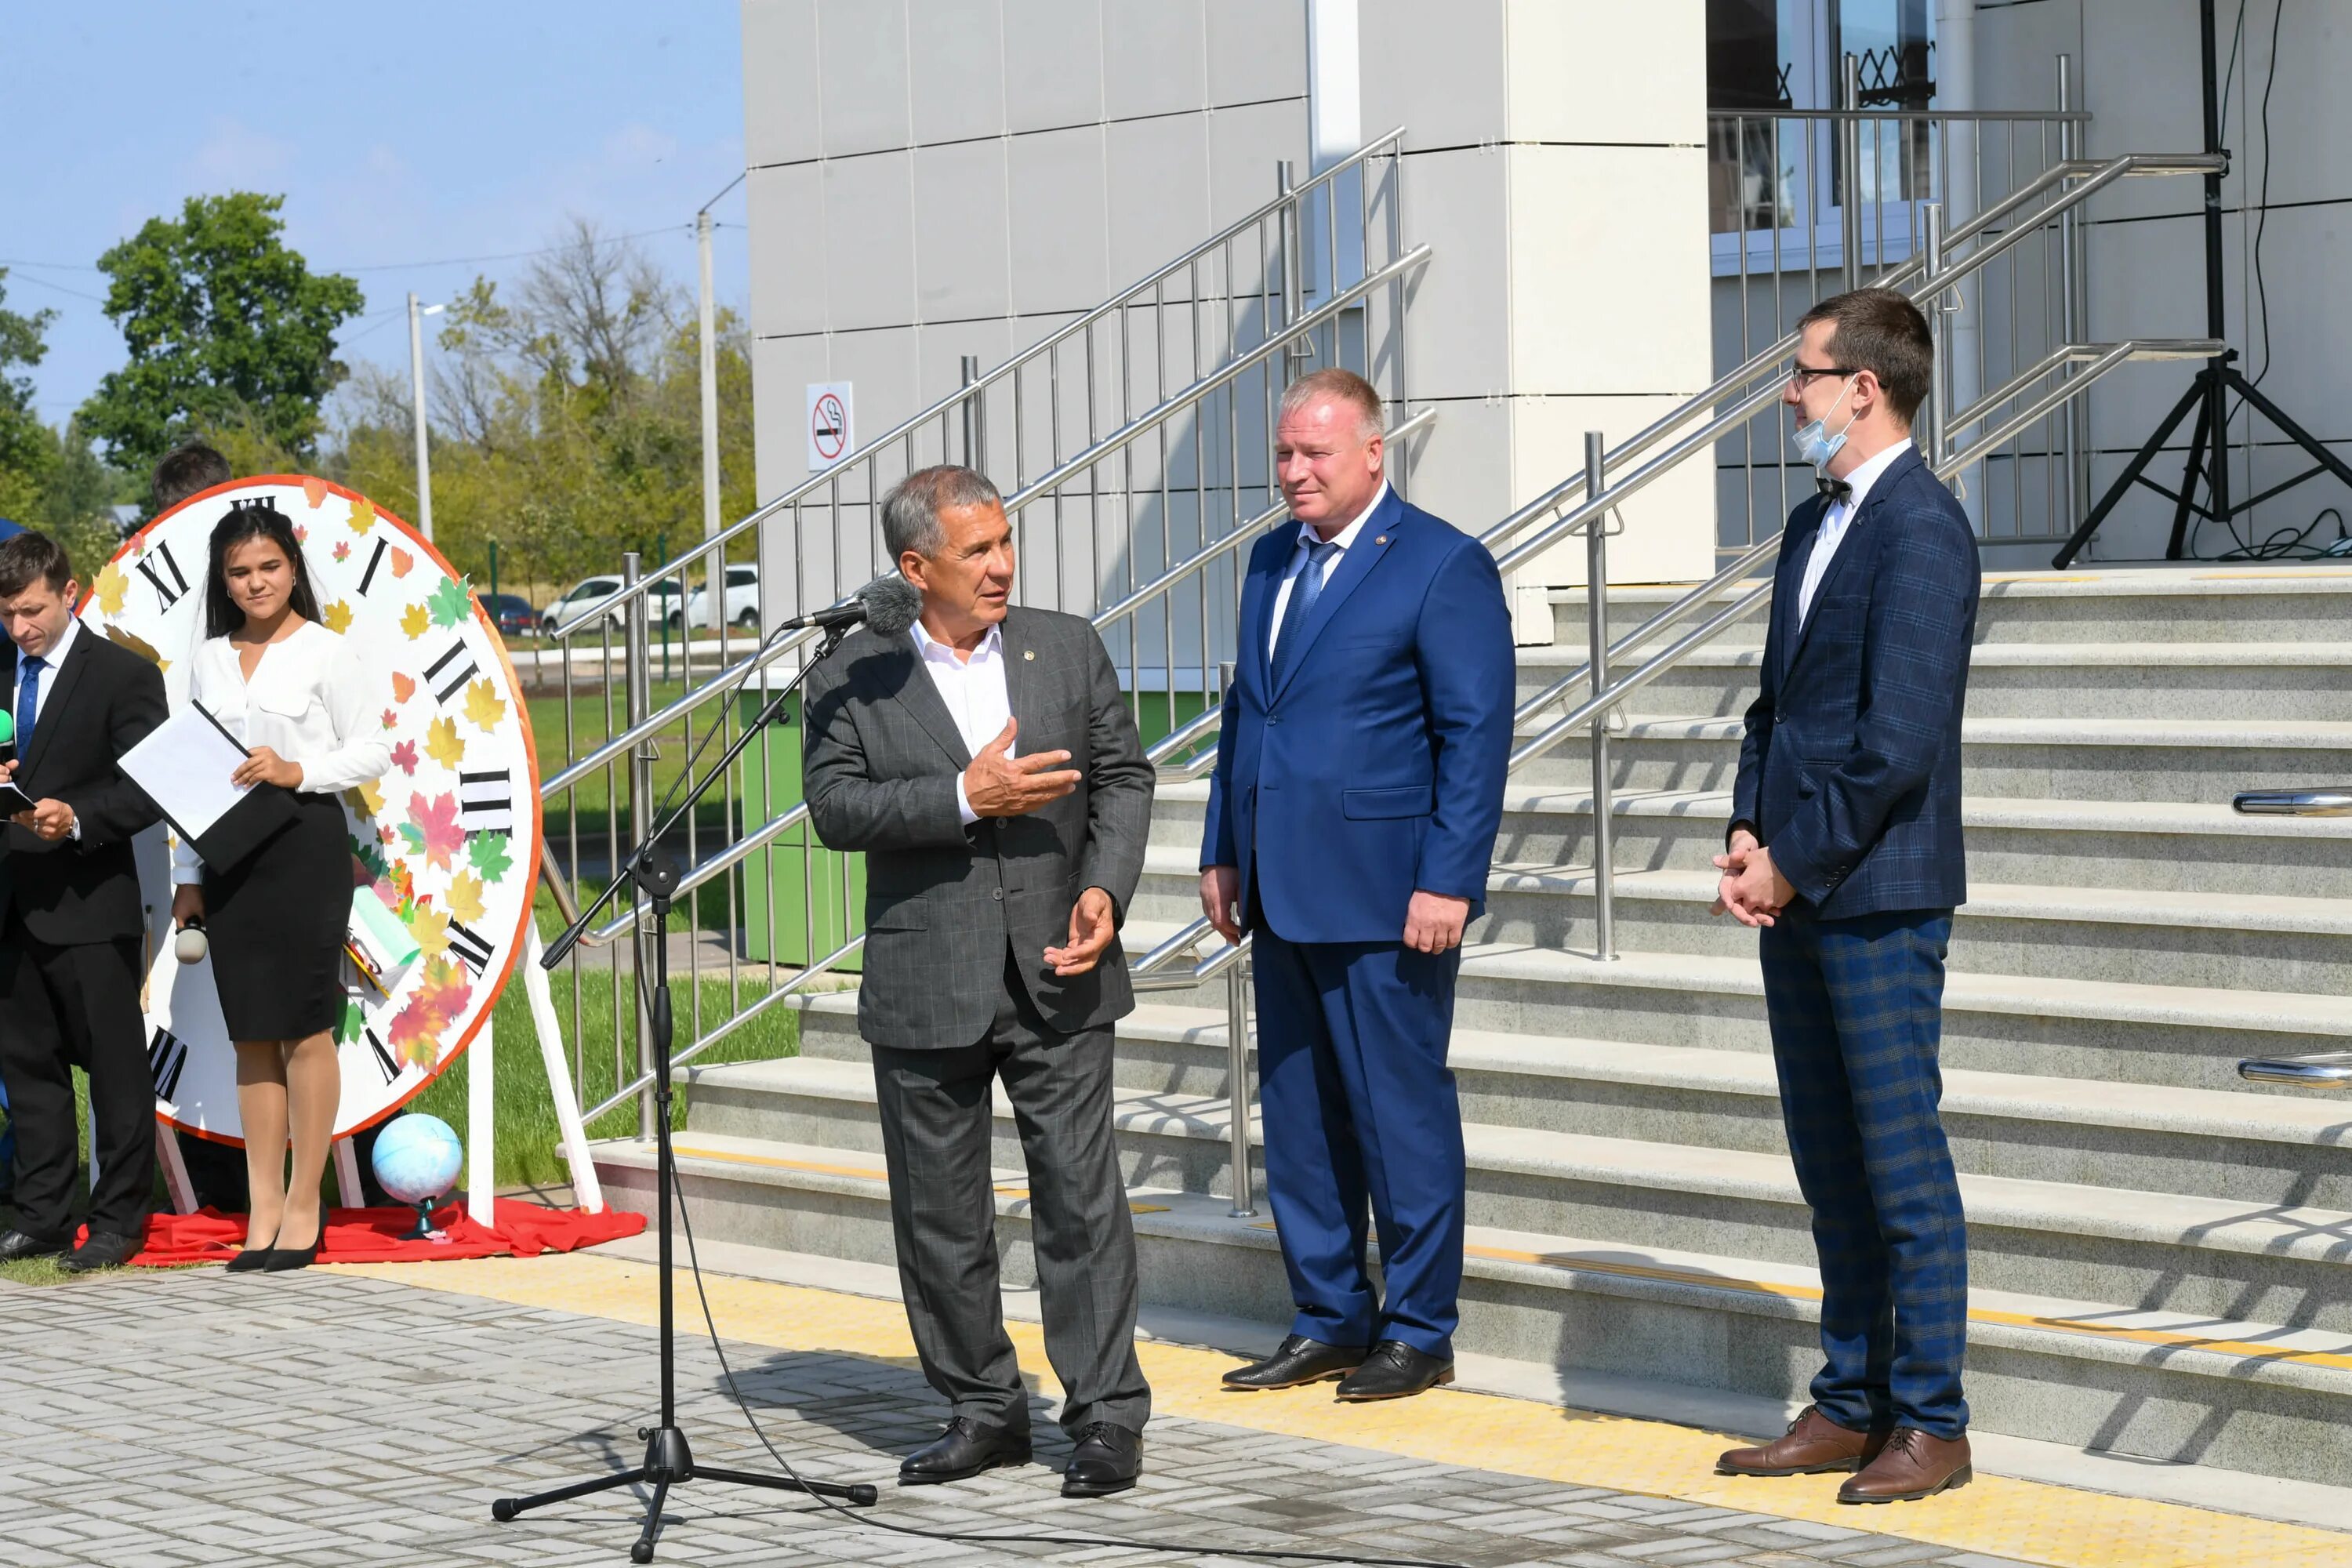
1272;539;1341;684
13;654;42;755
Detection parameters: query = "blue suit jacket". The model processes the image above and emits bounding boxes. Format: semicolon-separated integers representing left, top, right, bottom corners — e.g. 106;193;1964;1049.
1200;489;1515;944
1732;445;1980;919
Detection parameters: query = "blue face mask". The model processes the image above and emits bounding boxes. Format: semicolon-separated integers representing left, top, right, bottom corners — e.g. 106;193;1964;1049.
1790;374;1860;470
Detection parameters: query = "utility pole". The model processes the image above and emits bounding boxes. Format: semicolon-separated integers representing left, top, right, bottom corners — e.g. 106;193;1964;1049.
407;292;443;543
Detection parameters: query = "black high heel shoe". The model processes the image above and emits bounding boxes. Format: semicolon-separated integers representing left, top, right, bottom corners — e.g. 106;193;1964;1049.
226;1220;281;1273
263;1211;326;1272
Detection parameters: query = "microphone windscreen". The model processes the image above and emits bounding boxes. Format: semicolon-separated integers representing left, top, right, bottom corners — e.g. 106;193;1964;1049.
175;926;209;964
855;573;924;637
0;709;13;745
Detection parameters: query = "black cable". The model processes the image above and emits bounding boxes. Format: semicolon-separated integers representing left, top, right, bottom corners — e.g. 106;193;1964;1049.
671;1181;1470;1568
2245;0;2285;392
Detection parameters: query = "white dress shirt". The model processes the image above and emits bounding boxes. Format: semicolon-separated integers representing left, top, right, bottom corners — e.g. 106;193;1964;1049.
171;619;393;883
14;614;84;837
1796;439;1911;629
1267;480;1389;659
911;618;1012;827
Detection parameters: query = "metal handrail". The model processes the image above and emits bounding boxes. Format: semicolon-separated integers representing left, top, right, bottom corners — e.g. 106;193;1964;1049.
2229;789;2352;1089
1476;152;2226;570
549;128;1410;639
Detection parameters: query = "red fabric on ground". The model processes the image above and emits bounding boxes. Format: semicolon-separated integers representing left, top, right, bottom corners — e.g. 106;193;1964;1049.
107;1199;646;1267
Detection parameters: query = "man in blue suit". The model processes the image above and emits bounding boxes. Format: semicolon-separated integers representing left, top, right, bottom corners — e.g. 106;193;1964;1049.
1200;368;1513;1402
1713;289;1979;1502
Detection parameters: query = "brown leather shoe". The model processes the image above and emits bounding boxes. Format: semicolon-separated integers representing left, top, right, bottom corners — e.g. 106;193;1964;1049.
1716;1405;1891;1476
1838;1426;1973;1503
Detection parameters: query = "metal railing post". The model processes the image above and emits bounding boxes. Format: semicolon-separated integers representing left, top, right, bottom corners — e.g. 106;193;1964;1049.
1921;202;1950;473
1841;53;1865;285
622;550;658;1140
960;353;985;471
2056;53;2089;535
1583;431;1617;963
1225;964;1256;1218
1278;161;1312;378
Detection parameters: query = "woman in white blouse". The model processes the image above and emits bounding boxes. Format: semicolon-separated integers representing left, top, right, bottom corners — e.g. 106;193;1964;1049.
168;499;389;1272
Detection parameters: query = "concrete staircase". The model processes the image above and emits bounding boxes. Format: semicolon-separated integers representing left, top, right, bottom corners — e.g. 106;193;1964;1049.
590;565;2352;1494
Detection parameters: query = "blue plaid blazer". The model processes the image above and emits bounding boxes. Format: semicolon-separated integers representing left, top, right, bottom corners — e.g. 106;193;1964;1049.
1732;445;1980;918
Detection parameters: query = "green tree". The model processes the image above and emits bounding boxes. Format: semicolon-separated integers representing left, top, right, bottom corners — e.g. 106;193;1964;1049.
0;268;57;523
35;419;140;578
78;192;365;472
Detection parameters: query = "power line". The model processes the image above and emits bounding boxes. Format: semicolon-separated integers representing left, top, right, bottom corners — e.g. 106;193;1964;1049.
1;270;109;304
2;215;727;283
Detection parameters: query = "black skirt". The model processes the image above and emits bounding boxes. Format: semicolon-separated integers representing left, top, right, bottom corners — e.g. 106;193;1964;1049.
205;792;351;1041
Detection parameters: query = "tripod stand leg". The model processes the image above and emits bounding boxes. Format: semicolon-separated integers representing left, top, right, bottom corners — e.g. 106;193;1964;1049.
2052;376;2205;568
491;1465;649;1521
2227;368;2352;491
694;1464;882;1506
2163;393;2216;560
631;1479;671;1564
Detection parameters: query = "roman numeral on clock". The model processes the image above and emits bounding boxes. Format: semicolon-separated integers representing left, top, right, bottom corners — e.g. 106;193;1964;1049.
424;640;480;705
446;918;495;977
148;1025;189;1102
136;542;190;612
459;769;513;832
365;1026;403;1087
356;538;388;596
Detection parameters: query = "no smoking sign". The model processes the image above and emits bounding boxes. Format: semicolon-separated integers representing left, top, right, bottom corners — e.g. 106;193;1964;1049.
807;381;853;469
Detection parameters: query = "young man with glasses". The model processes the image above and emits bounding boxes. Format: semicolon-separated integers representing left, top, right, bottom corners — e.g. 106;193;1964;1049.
1711;288;1981;1503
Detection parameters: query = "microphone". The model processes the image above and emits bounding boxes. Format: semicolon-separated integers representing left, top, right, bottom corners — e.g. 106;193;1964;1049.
776;574;924;637
175;916;208;964
0;710;13;746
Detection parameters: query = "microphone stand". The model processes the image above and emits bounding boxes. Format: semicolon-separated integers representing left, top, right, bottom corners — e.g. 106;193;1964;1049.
493;618;876;1563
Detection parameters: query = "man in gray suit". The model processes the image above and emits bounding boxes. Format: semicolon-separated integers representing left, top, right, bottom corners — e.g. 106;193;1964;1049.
802;464;1155;1498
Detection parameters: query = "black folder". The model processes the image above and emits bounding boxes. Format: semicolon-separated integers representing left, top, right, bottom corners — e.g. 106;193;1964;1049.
148;701;303;873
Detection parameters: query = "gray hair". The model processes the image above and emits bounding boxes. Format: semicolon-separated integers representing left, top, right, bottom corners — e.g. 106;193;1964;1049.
1276;368;1385;443
881;464;1004;561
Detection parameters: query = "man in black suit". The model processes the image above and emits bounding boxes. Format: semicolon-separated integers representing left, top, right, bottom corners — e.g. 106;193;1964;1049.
0;530;168;1270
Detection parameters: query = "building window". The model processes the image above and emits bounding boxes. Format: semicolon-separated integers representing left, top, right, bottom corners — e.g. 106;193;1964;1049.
1707;0;1937;263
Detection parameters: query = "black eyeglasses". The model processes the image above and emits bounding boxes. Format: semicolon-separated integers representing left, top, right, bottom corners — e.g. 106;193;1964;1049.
1786;361;1857;388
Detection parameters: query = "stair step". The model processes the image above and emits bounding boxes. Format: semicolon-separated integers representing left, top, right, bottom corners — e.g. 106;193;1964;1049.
587;1129;2352;1486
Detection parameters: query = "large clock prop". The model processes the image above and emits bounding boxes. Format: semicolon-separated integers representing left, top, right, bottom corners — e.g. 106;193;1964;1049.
85;477;544;1145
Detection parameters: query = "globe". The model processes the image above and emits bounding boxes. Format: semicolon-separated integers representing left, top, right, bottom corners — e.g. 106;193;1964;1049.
372;1113;465;1207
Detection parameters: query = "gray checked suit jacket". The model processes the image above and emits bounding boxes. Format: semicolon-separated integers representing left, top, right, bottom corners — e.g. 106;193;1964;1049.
801;605;1156;1051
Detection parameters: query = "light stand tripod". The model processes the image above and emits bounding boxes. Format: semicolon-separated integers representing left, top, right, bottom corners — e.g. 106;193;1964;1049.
2052;0;2352;568
493;621;876;1563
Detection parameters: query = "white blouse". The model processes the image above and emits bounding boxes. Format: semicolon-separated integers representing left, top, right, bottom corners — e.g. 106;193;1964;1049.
169;619;392;884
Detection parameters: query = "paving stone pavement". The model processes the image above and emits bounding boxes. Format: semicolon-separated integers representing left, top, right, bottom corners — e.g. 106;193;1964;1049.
0;1267;2045;1568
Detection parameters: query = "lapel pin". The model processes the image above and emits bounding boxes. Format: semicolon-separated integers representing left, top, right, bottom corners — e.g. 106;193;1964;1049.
1023;649;1034;661
1374;535;1388;545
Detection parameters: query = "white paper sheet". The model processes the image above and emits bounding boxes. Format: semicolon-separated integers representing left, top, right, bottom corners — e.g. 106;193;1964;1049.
118;705;252;838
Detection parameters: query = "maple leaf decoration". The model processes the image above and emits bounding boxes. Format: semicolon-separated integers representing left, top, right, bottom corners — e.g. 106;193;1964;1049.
387;958;472;1067
348;497;376;535
425;715;465;770
468;833;514;884
332;541;351;563
426;575;473;629
400;604;429;641
293;524;308;543
350;779;385;818
390;547;415;579
408;902;451;962
462;677;505;731
397;791;464;871
391;671;416;703
92;562;129;617
302;477;329;509
389;739;419;775
323;599;354;634
445;871;488;925
380;707;398;730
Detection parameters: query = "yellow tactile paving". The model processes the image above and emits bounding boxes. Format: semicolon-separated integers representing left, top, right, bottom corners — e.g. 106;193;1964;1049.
343;1252;2352;1568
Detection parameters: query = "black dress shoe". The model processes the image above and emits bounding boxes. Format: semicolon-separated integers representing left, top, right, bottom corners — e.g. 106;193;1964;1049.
0;1229;67;1262
59;1229;141;1273
1062;1421;1142;1498
1223;1334;1369;1391
1334;1340;1455;1402
898;1417;1032;1485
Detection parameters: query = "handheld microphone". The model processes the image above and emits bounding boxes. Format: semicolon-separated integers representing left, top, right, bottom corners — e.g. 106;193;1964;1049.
775;574;924;637
0;710;13;746
175;916;209;964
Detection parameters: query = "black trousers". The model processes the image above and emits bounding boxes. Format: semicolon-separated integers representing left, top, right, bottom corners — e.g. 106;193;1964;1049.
0;919;154;1240
868;949;1150;1440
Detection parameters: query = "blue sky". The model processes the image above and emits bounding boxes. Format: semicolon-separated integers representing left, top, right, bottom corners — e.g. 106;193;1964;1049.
0;2;746;426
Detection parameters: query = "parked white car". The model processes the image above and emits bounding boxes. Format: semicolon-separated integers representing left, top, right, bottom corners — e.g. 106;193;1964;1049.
540;575;682;635
677;563;760;632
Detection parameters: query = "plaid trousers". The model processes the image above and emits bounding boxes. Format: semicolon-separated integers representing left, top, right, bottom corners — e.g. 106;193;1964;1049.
1758;903;1969;1438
